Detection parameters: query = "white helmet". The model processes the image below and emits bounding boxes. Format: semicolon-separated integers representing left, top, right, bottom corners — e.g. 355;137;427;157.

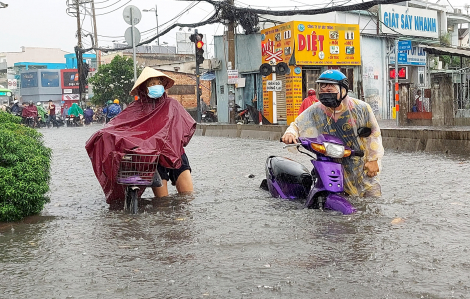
36;102;41;106
13;100;19;104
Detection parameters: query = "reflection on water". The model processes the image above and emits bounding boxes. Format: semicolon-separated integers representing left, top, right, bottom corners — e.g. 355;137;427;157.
0;124;469;298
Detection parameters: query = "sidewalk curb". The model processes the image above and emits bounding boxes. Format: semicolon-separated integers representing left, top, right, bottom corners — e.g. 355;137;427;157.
196;123;470;156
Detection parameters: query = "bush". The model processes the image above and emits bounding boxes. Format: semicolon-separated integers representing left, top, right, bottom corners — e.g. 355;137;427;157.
0;111;52;222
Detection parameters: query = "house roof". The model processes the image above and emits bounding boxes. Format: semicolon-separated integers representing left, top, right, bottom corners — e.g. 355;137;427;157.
458;28;469;40
419;44;470;58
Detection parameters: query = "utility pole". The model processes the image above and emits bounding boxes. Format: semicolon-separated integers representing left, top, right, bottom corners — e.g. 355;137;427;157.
227;0;236;123
90;0;100;67
195;29;201;123
155;5;159;45
75;0;84;108
394;39;399;126
75;0;82;48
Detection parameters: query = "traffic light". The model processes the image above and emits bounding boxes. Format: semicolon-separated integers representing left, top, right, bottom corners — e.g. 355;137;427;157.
190;33;204;67
198;85;203;97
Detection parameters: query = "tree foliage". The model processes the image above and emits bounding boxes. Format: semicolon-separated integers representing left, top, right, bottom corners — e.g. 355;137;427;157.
0;112;52;222
88;55;142;106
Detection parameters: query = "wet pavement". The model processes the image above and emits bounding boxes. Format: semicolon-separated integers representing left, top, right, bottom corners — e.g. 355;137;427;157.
1;124;470;298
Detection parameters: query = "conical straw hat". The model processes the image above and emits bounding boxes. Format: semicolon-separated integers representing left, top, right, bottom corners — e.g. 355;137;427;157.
130;67;175;95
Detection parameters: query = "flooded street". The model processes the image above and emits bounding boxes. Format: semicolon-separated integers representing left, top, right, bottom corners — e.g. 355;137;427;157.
1;124;470;298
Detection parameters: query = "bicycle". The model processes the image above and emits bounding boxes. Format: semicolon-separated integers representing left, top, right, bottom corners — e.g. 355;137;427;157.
117;154;162;214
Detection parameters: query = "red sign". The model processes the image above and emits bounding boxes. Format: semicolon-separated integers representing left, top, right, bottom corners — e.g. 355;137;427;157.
264;50;283;62
389;67;408;80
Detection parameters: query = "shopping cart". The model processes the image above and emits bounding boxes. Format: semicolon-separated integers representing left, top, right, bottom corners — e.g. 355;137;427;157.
117;154;162;213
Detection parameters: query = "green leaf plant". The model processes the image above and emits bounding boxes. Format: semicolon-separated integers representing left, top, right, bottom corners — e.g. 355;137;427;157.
0;112;52;222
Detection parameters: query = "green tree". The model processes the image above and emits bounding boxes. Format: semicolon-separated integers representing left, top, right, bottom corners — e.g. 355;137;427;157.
88;55;142;106
0;112;51;222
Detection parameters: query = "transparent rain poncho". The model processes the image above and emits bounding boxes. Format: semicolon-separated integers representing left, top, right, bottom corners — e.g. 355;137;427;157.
284;96;384;197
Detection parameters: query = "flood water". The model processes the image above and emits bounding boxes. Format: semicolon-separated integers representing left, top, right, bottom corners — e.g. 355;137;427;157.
1;124;469;298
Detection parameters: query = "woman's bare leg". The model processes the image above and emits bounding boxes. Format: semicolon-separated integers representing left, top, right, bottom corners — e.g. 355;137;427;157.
175;170;193;194
152;180;169;198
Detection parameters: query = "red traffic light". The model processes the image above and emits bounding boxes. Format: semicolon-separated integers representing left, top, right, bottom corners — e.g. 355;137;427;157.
196;41;204;49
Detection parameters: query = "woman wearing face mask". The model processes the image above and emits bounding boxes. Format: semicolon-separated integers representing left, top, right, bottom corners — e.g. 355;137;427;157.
86;67;196;204
281;69;384;198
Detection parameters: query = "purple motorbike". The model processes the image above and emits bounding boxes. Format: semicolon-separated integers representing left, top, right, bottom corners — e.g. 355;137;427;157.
261;128;371;215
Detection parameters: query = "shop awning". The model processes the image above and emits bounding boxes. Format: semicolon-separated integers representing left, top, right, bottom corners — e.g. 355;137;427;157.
419;44;470;58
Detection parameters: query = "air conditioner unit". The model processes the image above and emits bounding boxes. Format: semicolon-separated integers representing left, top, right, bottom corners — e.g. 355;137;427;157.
210;58;222;70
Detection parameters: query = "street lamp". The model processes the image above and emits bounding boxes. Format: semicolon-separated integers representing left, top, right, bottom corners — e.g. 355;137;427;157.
0;2;8;8
143;5;159;45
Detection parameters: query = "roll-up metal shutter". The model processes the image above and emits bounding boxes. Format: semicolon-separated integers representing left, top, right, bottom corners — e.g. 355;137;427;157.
276;74;287;121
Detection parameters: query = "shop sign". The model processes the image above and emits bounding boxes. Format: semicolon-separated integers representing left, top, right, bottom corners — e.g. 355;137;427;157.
7;79;17;90
61;69;80;88
379;4;438;39
227;70;239;84
261;21;360;66
389;45;426;66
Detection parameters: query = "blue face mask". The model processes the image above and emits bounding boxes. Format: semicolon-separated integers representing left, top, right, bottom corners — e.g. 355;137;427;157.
148;85;165;98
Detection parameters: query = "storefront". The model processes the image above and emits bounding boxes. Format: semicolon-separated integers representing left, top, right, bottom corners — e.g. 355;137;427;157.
379;4;439;122
261;21;361;124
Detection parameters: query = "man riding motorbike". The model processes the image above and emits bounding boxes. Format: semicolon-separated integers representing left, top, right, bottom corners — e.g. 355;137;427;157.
282;69;384;197
21;101;39;128
10;100;22;116
36;102;48;127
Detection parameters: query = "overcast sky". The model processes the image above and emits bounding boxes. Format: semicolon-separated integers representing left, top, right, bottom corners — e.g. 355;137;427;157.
0;0;462;57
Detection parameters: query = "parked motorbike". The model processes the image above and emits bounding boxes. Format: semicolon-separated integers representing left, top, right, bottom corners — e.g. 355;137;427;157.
260;127;372;215
55;115;66;127
202;108;217;123
235;104;250;124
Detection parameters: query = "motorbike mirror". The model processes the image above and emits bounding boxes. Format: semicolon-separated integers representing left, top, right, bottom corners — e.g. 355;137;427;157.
357;127;372;138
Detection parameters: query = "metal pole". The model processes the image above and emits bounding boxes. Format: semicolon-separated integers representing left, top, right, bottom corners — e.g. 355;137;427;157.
272;70;277;124
155;5;159;46
195;29;201;123
91;0;100;67
75;0;82;48
131;8;137;83
394;39;399;126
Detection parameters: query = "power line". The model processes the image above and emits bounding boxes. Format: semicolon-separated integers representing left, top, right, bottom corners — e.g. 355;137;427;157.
94;0;125;10
77;0;407;53
95;0;131;16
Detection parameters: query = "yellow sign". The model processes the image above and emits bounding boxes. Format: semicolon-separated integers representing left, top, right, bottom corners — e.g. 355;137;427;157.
261;21;361;124
261;21;361;66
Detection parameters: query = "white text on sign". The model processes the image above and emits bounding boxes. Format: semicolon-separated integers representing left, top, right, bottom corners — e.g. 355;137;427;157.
266;80;282;91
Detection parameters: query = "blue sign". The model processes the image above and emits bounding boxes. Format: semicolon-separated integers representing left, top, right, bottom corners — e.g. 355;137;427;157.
398;40;412;51
397;53;408;63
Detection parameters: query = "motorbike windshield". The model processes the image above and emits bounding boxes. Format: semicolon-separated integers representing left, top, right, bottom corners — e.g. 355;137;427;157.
85;93;196;204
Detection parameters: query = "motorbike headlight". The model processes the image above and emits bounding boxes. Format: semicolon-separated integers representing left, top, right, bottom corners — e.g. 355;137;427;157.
323;142;345;158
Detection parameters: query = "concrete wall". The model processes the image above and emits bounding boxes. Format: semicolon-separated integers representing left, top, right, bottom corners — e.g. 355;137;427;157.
195;124;470;156
214;34;262;123
431;73;454;126
156;69;211;109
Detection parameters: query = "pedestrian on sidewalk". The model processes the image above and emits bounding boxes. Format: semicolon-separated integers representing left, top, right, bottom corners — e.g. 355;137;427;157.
415;90;423;112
